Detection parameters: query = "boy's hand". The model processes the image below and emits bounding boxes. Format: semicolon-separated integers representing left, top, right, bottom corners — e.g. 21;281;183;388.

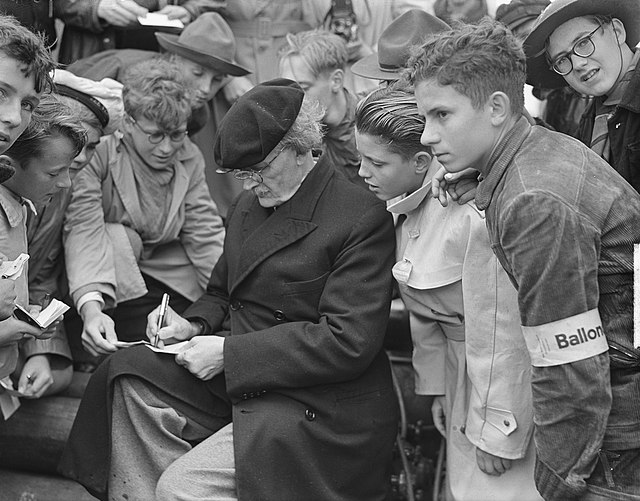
475;448;513;476
17;355;53;398
80;302;117;356
431;395;447;437
431;166;479;206
157;5;191;24
0;315;45;347
98;0;148;27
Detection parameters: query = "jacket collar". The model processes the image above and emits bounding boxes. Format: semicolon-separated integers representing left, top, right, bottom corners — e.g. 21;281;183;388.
0;185;27;228
475;116;531;211
617;51;640;113
386;160;440;215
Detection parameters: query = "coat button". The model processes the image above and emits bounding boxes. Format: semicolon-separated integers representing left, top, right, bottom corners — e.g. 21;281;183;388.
503;420;510;427
305;409;316;421
273;309;286;321
241;393;248;400
460;425;466;434
230;299;243;311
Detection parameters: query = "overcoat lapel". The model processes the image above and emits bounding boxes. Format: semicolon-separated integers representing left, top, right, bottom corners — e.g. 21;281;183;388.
228;160;333;293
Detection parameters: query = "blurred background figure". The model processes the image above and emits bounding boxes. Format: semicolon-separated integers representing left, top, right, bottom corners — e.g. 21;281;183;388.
0;0;57;47
279;29;363;188
351;9;449;86
55;0;225;65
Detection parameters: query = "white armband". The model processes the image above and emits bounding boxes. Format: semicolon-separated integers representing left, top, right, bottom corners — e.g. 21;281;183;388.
522;309;608;367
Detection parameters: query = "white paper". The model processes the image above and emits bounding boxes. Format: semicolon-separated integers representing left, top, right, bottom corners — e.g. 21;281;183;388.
138;13;184;29
113;339;189;354
146;340;189;354
113;340;150;349
0;253;29;280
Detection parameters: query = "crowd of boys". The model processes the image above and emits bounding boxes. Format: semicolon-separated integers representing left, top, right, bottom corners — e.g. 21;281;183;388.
0;0;639;499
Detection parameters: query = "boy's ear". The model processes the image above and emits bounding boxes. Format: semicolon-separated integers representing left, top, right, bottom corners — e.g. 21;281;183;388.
488;92;511;126
413;151;432;174
611;18;627;45
329;68;344;92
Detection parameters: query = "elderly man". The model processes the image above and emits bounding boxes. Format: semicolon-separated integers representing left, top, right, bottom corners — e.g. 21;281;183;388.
279;29;365;188
68;12;250;217
59;78;399;501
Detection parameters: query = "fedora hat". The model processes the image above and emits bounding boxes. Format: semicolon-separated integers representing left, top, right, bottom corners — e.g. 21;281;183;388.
524;0;640;88
351;9;449;81
156;12;250;77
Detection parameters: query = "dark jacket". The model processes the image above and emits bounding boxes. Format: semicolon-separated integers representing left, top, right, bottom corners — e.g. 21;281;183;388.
0;0;56;45
185;157;399;500
477;117;640;501
59;158;399;501
577;61;640;193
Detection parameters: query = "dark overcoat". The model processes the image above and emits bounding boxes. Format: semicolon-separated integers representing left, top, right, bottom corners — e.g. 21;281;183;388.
185;157;399;500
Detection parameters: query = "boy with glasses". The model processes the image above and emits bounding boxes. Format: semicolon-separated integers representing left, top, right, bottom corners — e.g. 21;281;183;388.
524;0;640;192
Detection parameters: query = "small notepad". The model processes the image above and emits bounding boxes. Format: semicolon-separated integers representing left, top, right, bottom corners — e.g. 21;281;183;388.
13;299;70;329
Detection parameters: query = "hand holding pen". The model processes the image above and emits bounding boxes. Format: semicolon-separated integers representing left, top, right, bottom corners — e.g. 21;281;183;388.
146;296;197;345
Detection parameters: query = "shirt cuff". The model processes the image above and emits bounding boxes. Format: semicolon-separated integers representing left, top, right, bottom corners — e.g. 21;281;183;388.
76;291;104;313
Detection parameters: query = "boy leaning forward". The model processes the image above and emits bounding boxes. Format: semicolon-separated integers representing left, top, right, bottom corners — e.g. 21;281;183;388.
408;18;640;501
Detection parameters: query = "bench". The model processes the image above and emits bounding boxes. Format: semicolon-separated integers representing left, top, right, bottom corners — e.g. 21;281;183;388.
0;370;96;500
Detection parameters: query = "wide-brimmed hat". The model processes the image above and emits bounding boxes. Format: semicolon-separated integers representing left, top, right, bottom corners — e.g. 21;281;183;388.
351;9;449;81
524;0;640;88
214;79;304;170
156;12;250;77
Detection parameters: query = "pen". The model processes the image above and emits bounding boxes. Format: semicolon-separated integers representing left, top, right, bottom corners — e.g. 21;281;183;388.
154;293;170;348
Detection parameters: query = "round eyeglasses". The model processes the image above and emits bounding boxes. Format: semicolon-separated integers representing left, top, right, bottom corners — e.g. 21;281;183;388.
549;24;602;76
128;115;188;144
216;146;286;184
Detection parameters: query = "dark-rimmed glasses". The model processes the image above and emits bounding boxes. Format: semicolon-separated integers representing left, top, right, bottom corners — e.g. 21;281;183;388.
128;115;188;144
216;145;286;184
549;24;602;76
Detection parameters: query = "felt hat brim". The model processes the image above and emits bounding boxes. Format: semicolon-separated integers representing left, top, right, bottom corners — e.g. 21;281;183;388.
524;0;640;88
156;32;250;77
351;53;403;81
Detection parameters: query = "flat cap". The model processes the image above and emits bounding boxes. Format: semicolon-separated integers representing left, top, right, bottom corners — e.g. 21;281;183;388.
214;78;304;170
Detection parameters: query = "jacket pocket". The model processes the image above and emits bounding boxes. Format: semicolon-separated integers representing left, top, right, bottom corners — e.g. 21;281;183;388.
283;271;330;296
485;407;518;436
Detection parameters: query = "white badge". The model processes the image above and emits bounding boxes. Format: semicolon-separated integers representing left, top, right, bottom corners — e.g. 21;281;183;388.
522;309;609;367
392;259;412;285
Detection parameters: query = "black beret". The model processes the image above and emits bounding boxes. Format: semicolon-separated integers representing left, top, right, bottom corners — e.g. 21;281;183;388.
214;78;304;170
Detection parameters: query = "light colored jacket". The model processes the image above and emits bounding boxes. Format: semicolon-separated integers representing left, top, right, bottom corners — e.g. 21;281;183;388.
0;186;55;379
63;133;224;309
388;172;534;460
